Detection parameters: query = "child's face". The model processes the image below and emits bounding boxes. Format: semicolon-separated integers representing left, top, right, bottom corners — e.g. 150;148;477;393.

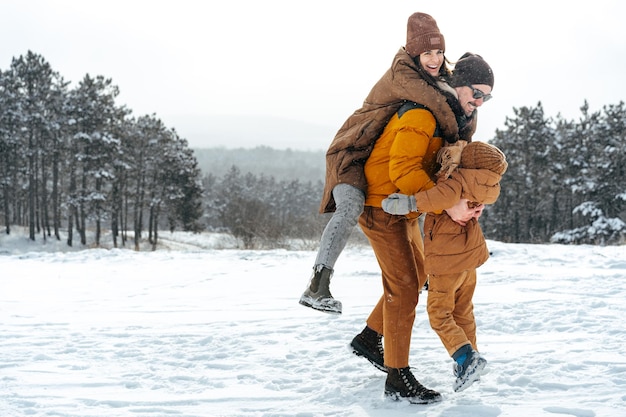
471;203;485;220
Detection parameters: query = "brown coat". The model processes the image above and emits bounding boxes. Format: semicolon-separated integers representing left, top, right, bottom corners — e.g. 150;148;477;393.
320;48;464;213
415;167;502;212
417;168;502;275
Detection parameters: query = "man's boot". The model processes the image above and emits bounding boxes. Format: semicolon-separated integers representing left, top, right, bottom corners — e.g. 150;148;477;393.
299;265;342;314
350;326;386;372
385;367;442;404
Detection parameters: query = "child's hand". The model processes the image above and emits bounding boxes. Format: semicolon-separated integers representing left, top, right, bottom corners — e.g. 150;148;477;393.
445;199;479;226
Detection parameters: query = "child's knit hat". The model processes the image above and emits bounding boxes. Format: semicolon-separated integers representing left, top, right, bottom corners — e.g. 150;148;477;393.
461;141;508;175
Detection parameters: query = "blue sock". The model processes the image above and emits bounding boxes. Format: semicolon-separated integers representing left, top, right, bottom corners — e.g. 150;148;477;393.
452;344;472;366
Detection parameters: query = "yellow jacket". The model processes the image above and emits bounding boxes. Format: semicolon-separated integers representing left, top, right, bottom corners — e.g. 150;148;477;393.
364;105;443;218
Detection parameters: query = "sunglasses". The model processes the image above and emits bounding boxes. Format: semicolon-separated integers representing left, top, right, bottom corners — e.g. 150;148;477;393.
467;85;492;102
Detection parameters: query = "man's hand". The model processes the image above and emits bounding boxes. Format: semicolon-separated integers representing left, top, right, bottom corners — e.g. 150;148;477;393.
435;146;462;181
435;140;467;181
445;199;483;226
382;193;417;215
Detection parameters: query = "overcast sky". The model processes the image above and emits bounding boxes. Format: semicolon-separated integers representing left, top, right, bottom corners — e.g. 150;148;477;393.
1;0;625;150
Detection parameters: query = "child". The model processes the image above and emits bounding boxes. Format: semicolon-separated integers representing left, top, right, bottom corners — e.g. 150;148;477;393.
382;140;507;392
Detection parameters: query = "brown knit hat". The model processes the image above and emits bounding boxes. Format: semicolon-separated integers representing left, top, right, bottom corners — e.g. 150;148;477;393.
405;12;445;58
461;141;508;175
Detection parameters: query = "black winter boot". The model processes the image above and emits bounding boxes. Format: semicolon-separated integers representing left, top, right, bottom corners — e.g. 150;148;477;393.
384;367;442;404
349;326;386;372
299;265;342;314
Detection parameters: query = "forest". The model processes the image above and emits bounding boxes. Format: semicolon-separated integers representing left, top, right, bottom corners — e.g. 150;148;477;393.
484;101;626;245
198;98;626;248
1;51;624;249
0;51;204;250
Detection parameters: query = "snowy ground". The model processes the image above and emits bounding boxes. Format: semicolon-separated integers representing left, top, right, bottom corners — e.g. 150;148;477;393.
1;231;625;417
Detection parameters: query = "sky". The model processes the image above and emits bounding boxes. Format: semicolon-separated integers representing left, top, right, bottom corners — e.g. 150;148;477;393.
1;1;625;151
1;230;625;416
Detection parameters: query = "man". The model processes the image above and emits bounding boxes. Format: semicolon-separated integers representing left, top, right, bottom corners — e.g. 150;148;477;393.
350;53;495;404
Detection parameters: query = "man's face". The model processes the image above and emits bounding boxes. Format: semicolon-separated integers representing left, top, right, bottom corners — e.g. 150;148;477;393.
456;84;492;117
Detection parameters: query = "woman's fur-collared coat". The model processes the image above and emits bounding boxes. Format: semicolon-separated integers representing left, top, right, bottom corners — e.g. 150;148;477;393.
320;48;470;213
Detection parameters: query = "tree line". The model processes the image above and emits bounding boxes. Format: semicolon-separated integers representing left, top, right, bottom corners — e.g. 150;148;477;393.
202;166;329;249
0;51;204;250
200;100;626;248
1;51;624;249
482;101;626;245
199;100;626;247
0;51;329;251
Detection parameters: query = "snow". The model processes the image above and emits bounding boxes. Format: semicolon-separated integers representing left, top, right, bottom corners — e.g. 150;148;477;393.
1;231;625;417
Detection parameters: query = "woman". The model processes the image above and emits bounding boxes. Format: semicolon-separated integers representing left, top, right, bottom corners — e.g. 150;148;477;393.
299;12;475;315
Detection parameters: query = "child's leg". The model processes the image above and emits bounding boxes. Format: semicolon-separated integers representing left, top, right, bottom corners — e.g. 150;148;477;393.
426;270;472;356
428;269;484;392
453;268;478;350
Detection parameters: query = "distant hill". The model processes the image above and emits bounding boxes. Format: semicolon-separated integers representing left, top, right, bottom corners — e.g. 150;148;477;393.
192;146;326;183
170;114;336;151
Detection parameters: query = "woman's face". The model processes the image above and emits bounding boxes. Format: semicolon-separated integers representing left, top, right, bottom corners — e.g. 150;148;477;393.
419;49;444;77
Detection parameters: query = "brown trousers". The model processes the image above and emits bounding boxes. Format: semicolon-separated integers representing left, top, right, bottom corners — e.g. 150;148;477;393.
359;207;427;369
426;269;477;356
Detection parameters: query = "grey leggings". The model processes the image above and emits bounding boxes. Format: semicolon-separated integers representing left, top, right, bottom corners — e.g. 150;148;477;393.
314;184;365;269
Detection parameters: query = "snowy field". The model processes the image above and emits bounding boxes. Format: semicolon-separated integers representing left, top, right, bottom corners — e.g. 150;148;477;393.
1;231;625;417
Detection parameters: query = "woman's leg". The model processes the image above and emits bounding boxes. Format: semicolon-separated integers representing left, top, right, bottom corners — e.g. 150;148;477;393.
314;184;365;268
299;184;365;314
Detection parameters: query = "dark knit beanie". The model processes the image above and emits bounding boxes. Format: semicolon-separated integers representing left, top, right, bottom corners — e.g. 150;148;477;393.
405;12;445;58
461;141;508;175
450;53;494;88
